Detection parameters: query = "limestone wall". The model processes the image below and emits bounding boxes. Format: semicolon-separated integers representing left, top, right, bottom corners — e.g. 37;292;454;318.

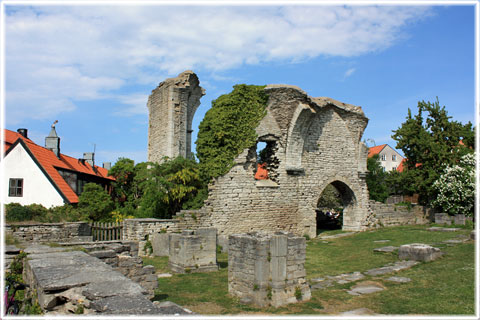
173;85;370;239
122;218;179;241
5;222;92;242
367;201;433;228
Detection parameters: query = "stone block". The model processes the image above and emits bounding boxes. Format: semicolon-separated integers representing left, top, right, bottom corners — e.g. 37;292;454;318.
453;214;466;225
435;213;452;225
228;232;310;308
398;243;443;262
151;233;169;257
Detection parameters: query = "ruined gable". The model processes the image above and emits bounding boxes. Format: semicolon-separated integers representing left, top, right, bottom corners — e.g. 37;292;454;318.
147;70;205;163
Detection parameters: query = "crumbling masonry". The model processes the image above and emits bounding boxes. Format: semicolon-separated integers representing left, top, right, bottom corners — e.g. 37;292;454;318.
148;71;370;240
147;70;205;162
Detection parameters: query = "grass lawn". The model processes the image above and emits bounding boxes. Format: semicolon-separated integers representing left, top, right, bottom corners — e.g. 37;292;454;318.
146;225;476;315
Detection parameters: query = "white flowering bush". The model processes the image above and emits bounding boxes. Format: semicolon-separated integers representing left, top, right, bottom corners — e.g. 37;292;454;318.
432;153;475;216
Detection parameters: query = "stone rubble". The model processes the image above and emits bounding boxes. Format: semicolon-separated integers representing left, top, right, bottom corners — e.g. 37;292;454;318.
398;243;443;262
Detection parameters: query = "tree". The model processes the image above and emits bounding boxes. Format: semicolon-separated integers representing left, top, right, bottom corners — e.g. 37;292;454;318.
317;184;342;209
392;99;474;204
108;158;136;206
366;154;389;202
135;157;206;219
432;153;475;217
78;183;114;221
196;84;268;182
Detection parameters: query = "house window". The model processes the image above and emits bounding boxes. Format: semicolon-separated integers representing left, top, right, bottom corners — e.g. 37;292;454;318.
382;167;386;172
9;178;23;197
381;154;386;161
392;155;397;161
393;166;397;171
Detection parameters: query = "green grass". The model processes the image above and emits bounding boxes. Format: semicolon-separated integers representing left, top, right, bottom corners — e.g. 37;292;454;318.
146;225;475;315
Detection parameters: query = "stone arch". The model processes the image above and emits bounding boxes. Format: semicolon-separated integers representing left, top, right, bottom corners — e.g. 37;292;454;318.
314;177;358;231
285;103;316;173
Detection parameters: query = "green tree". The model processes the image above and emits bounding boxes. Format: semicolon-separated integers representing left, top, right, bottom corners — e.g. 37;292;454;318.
432;153;475;217
317;184;342;209
366;154;389;202
392;99;474;204
108;158;136;206
78;183;114;221
136;157;206;219
196;84;268;182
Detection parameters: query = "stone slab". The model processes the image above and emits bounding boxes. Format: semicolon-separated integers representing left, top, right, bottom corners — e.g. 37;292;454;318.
318;232;356;240
427;227;461;232
373;246;398;253
373;240;391;243
365;260;419;276
347;283;384;296
385;276;411;283
5;245;21;254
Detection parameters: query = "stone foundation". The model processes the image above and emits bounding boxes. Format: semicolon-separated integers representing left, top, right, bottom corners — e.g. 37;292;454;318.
228;231;311;308
367;201;433;228
168;228;218;273
5;222;92;243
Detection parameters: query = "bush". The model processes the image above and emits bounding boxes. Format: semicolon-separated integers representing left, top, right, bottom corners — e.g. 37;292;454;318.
78;183;114;221
6;203;33;222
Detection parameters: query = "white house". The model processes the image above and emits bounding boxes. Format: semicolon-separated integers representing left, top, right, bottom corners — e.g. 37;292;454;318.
368;144;405;172
2;127;114;208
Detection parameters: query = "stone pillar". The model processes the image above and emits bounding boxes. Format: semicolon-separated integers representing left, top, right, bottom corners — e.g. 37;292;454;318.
147;70;205;163
168;228;218;273
228;231;311;308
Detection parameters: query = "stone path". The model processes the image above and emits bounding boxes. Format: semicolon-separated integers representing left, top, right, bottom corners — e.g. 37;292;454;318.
318;232;356;240
23;244;192;315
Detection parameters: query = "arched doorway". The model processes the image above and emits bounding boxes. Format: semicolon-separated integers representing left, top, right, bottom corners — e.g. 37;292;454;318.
316;180;356;234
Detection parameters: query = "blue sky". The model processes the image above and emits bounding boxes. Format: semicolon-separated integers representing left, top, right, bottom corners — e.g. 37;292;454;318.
2;2;476;166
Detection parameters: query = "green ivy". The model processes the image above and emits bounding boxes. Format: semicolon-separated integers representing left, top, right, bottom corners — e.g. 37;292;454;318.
196;84;268;182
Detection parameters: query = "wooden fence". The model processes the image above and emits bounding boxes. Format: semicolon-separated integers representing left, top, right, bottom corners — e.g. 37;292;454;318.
90;222;123;241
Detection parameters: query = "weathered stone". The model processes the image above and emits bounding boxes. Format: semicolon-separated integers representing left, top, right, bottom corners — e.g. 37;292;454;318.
5;245;21;254
151;232;169;256
470;230;475;240
168;228;218;273
88;250;117;259
347;282;384;296
318;232;356;240
365;260;419;276
373;240;391;243
373;246;398;253
435;213;452;225
385;276;411;283
398;243;443;262
228;232;310;308
427;227;461;232
147;70;205;162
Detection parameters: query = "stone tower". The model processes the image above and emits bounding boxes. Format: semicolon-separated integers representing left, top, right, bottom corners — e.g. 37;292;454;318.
147;70;205;163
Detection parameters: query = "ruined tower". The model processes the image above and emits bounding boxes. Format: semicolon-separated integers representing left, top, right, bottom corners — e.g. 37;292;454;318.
147;70;205;163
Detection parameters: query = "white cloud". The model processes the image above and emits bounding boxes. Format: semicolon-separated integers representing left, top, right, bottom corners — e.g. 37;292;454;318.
344;68;356;79
4;5;432;123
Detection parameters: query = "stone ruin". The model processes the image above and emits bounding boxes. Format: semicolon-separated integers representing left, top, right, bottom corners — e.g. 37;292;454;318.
147;70;205;163
168;228;218;273
228;231;311;307
148;71;371;241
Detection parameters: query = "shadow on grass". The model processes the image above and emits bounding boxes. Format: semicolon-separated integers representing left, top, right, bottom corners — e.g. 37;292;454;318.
152;293;169;301
218;260;228;269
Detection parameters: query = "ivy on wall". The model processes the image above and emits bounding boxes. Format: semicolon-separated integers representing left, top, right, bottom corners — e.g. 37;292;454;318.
196;84;268;182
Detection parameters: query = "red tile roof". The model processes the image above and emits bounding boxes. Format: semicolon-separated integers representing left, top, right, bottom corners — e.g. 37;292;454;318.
367;144;387;158
4;129;32;151
4;129;114;204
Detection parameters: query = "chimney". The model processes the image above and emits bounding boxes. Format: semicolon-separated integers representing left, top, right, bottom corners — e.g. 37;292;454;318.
17;128;28;138
45;121;60;158
103;162;112;171
84;152;95;167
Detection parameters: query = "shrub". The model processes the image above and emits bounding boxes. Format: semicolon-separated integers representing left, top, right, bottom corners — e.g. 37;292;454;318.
78;183;114;221
6;203;33;222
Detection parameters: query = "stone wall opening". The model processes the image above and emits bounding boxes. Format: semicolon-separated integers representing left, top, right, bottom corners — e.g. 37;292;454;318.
316;181;356;234
254;136;280;184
